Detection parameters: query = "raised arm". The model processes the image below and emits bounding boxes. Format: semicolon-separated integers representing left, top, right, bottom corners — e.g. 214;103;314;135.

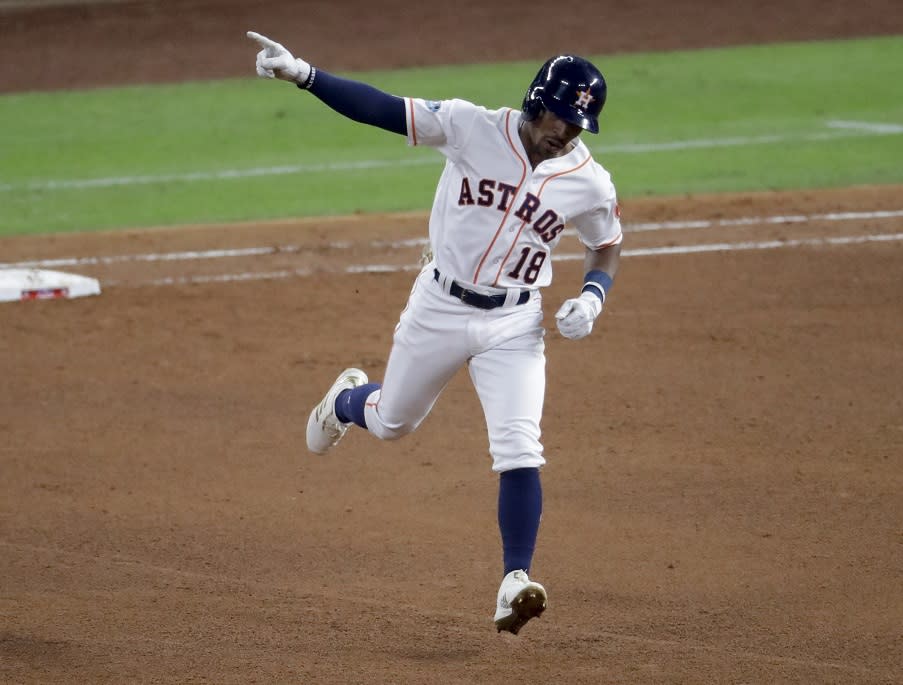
247;31;407;136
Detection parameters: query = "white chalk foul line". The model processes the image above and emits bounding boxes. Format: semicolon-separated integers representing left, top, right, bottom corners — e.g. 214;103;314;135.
827;120;903;134
143;267;315;287
2;245;303;270
100;231;903;287
563;231;903;260
1;120;899;193
0;158;434;193
627;209;903;233
4;208;901;271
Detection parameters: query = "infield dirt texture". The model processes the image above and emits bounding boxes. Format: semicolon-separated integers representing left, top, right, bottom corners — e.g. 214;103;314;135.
2;1;902;683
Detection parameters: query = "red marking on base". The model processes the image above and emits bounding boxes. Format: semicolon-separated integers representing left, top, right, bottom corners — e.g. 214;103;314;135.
21;288;69;300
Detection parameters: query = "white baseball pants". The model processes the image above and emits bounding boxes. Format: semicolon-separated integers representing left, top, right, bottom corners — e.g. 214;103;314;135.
362;266;547;472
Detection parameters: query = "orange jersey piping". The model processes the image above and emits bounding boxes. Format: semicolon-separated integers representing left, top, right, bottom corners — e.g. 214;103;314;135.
472;110;527;283
491;152;592;286
408;98;418;146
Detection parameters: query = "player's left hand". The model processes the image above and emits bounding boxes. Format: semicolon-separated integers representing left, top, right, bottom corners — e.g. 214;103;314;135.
555;292;602;340
247;31;312;84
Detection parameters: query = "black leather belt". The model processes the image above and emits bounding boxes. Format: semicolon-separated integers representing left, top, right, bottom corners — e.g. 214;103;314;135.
433;269;530;310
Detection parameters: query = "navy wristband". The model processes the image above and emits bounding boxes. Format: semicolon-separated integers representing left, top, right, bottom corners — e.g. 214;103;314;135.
296;66;317;90
581;270;613;303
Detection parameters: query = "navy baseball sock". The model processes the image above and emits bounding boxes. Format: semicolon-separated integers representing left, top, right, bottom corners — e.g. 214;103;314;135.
335;383;381;429
498;467;543;576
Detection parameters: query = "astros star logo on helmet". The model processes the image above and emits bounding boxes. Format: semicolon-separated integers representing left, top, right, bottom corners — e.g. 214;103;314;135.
574;89;594;108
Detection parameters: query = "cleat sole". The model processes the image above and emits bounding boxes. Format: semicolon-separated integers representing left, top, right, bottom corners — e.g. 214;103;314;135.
495;586;547;635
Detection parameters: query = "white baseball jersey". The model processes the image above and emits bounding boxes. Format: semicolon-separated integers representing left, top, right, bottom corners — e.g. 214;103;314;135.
361;97;623;473
404;97;623;290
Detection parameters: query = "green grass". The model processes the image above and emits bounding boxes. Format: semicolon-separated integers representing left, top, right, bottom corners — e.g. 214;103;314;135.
1;36;902;236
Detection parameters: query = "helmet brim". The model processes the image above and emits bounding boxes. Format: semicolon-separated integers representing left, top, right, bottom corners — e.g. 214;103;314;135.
542;98;599;134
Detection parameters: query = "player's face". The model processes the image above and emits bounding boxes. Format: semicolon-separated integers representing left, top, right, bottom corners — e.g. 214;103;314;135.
522;110;584;162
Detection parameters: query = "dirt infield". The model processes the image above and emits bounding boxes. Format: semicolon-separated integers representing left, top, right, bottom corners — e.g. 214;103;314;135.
2;2;902;684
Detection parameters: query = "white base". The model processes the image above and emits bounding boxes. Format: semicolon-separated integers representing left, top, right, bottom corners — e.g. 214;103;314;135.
0;268;101;303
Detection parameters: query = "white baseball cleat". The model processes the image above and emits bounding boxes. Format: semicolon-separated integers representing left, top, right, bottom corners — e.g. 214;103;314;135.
306;368;369;455
494;569;547;634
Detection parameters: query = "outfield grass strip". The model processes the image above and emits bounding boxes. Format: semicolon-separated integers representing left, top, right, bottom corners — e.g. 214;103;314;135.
1;120;899;194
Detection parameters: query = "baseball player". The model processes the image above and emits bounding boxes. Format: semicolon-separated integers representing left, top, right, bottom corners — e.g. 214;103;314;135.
248;31;622;635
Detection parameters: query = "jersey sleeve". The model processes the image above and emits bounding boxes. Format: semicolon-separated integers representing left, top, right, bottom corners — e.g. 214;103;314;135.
573;195;624;250
404;98;482;160
572;173;624;250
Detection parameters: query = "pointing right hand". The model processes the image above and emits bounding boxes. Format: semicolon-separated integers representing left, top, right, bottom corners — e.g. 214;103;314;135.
247;31;312;85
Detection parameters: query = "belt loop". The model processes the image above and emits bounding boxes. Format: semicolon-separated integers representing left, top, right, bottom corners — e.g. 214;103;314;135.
503;288;521;307
433;268;453;295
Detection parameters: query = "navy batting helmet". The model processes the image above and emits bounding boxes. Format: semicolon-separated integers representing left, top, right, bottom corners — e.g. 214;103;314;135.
522;55;607;134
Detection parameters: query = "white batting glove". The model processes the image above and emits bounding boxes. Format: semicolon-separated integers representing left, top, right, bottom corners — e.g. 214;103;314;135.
247;31;312;85
555;292;603;340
